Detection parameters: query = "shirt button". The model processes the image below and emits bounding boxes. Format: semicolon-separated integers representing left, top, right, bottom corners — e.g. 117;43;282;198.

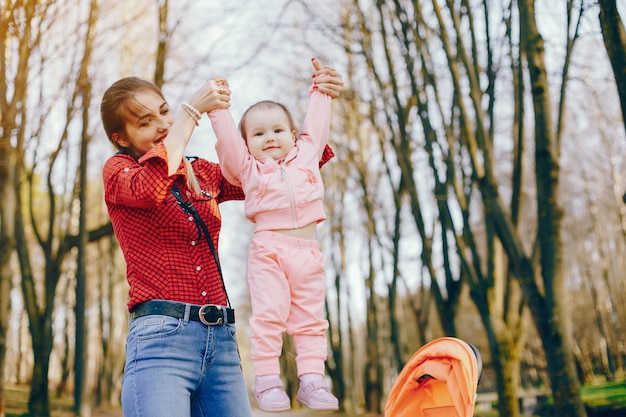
191;240;196;246
123;167;130;172
188;216;193;221
196;266;202;271
201;291;207;296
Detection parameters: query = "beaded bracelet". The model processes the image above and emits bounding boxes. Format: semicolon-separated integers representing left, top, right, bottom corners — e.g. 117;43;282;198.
181;105;199;126
181;102;202;125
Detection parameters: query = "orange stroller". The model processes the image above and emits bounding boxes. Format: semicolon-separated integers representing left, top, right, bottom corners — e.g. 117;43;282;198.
384;337;483;417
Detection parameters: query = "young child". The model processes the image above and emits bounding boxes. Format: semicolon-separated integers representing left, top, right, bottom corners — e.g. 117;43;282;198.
208;58;342;412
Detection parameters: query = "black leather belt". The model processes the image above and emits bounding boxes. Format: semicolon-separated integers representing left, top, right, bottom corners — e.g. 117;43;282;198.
129;300;235;326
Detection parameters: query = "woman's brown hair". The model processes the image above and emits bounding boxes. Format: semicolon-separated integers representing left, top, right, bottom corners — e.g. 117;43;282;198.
100;77;200;193
100;77;164;149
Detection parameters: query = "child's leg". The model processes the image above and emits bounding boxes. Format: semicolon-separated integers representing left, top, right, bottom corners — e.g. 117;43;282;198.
247;231;292;412
282;239;339;411
247;232;291;376
284;240;328;376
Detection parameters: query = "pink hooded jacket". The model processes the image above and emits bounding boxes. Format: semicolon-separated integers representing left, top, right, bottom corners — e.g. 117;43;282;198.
209;88;332;231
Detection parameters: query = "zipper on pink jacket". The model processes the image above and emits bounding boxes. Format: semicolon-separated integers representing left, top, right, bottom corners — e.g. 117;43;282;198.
279;162;299;229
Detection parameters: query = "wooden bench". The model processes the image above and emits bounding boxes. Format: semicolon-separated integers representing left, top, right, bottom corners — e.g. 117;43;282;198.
476;389;551;412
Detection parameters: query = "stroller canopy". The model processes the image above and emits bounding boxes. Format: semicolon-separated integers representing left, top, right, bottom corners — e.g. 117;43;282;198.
384;337;482;417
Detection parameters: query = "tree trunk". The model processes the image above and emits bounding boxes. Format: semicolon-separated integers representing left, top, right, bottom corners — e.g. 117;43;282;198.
0;1;37;414
28;324;54;417
326;218;347;409
518;1;587;415
16;233;58;417
0;154;15;417
75;3;98;415
487;322;522;417
537;313;586;413
154;0;169;88
598;0;626;133
363;228;383;414
360;152;384;413
55;283;72;397
500;341;523;417
95;235;124;408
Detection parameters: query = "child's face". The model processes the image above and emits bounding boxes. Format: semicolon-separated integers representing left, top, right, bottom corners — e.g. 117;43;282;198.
243;107;297;160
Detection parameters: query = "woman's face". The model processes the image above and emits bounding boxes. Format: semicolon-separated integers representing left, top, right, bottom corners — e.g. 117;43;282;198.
113;91;174;155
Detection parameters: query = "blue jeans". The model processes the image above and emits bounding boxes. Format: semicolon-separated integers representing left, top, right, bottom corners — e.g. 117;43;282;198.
121;312;252;417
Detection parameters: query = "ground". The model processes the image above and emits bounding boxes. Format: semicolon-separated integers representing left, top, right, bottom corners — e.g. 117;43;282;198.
89;408;354;417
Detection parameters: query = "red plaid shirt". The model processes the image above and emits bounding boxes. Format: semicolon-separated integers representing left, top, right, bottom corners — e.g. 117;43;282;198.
103;142;334;311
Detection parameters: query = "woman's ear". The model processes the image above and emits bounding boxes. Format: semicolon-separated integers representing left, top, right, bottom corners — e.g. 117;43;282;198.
112;132;129;148
292;129;297;142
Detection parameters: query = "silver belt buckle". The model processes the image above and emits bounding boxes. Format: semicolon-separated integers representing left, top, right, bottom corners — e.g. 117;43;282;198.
198;304;223;325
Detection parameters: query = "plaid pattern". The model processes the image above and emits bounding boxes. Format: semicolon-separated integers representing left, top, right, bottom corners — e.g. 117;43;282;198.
103;143;334;311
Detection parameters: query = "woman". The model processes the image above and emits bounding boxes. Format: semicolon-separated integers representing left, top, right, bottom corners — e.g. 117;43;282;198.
100;67;342;417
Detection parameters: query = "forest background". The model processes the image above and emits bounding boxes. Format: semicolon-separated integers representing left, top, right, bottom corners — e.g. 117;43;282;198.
1;1;625;417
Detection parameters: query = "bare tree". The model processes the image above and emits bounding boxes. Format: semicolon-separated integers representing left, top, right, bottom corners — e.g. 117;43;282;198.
329;0;600;415
339;2;526;415
598;0;626;134
516;2;586;414
74;2;99;415
93;234;125;408
0;1;49;415
597;0;626;247
6;1;110;414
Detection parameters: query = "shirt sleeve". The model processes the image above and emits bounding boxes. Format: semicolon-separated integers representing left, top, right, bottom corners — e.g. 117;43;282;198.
208;109;251;187
191;157;246;203
103;144;186;208
319;144;334;168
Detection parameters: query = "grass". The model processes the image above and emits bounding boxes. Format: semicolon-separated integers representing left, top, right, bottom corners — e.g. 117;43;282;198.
582;380;626;407
512;380;626;417
4;384;78;417
465;380;626;417
581;380;626;416
474;410;499;417
4;384;29;417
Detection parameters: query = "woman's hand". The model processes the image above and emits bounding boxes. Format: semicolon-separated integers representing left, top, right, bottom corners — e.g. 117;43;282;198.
311;58;344;99
187;78;231;114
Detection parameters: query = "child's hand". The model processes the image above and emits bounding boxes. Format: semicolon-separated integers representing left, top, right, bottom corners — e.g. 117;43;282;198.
187;78;231;114
311;57;343;98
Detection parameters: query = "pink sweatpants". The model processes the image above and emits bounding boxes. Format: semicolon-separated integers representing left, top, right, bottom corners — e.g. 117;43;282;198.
247;230;329;377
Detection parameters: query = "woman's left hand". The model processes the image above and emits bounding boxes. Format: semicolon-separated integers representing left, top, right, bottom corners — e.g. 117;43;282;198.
312;58;344;99
186;78;231;114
